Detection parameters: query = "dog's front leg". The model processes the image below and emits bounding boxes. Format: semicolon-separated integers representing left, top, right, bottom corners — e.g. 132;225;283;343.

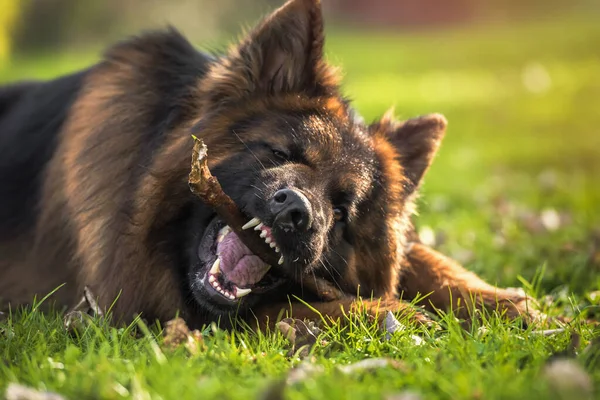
400;242;541;324
252;297;432;332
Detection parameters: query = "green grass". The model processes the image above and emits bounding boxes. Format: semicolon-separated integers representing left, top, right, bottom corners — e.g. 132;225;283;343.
1;14;600;400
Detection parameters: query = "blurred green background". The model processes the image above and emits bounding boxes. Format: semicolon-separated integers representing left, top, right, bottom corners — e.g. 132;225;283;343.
0;0;599;303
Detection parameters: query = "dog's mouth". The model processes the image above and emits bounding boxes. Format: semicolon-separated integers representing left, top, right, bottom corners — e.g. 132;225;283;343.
197;216;285;305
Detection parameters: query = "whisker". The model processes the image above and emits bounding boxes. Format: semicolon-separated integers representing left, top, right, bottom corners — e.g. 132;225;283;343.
232;130;268;172
330;248;349;269
319;258;344;292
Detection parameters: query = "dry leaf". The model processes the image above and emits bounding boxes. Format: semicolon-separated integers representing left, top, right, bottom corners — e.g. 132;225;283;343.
338;357;408;375
385;391;423;400
63;286;103;334
543;359;593;399
382;311;424;345
5;384;65;400
540;208;561;231
277;318;321;358
531;329;566;337
162;317;205;355
287;362;325;385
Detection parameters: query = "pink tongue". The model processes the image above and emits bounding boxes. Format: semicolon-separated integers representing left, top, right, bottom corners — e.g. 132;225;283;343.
216;231;271;287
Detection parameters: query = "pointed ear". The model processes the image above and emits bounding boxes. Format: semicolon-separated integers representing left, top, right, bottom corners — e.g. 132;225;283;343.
372;113;447;189
202;0;338;104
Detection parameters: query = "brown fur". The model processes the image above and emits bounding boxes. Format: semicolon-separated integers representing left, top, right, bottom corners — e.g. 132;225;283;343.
0;0;541;330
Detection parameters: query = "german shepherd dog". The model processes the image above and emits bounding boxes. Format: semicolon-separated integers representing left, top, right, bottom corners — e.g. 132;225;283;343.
0;0;540;329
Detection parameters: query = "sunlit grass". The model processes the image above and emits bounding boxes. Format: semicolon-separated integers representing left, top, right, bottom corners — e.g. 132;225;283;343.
1;13;599;400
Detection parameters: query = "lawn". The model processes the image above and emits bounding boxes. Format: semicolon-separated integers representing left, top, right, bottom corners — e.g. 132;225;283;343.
1;13;599;400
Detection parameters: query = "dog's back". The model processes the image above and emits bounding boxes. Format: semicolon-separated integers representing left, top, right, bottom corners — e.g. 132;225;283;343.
0;30;214;313
0;72;89;308
0;72;88;239
0;81;33;116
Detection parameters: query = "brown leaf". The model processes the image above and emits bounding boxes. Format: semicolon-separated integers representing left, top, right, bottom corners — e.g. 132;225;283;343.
162;317;205;355
530;329;566;337
277;318;321;358
287;362;325;385
381;311;424;345
385;391;423;400
337;357;408;375
543;359;593;399
63;286;103;334
5;384;65;400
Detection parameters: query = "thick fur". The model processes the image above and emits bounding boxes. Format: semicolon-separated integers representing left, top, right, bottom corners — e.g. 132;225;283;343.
0;0;538;329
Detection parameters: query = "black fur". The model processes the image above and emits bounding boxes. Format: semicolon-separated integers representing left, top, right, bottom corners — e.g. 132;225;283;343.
0;71;88;238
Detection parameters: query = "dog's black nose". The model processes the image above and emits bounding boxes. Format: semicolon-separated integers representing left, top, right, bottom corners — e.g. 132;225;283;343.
269;189;313;231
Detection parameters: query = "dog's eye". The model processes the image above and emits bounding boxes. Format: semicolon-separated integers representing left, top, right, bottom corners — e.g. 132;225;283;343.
333;207;347;222
271;149;289;161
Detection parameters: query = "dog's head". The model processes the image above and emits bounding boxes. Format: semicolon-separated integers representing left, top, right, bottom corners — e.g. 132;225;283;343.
186;0;447;315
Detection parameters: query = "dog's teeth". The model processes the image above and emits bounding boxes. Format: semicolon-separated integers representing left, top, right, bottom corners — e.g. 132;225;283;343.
278;256;284;265
242;217;261;230
228;294;235;300
265;237;272;244
254;223;263;231
208;274;216;283
260;230;267;238
269;242;276;248
209;258;221;275
275;246;280;253
218;226;231;241
235;287;252;298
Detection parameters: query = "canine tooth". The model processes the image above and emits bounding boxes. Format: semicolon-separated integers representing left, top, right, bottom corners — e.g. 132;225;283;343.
265;237;272;244
254;223;263;231
208;275;216;283
260;230;268;238
219;225;231;236
269;242;276;248
242;218;261;230
275;246;280;253
209;258;221;275
235;287;252;298
278;256;284;265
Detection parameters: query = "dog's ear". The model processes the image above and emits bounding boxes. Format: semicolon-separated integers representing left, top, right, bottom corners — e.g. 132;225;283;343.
201;0;338;105
371;112;447;190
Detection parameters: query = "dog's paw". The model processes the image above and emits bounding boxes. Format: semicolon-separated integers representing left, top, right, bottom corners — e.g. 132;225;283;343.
356;298;438;330
501;293;552;328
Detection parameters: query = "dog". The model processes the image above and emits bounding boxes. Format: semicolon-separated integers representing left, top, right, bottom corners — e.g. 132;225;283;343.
0;0;539;330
